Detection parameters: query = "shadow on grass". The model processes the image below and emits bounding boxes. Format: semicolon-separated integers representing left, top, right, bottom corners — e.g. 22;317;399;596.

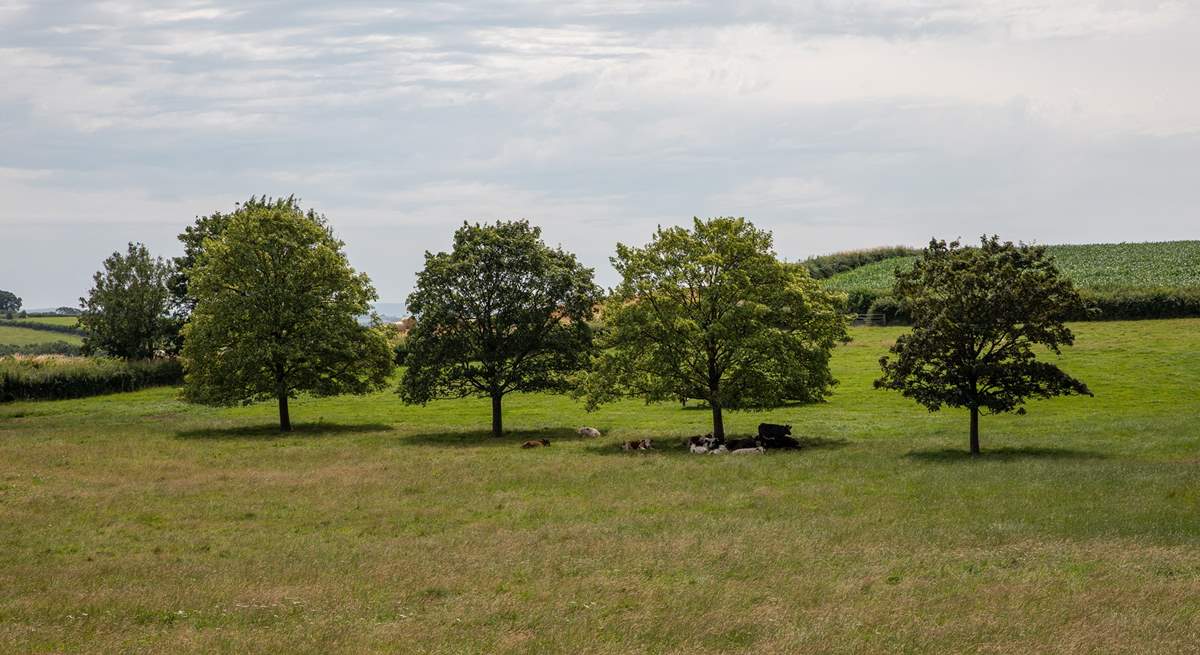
177;422;393;440
582;434;851;457
905;446;1108;463
396;427;588;448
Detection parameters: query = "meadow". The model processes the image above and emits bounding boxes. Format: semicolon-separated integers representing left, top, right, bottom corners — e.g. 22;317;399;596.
0;324;84;347
823;241;1200;293
1;320;1198;653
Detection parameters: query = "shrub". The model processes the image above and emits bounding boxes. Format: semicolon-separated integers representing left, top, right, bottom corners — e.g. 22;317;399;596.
1076;288;1200;321
0;341;84;357
799;246;920;280
0;356;183;403
867;296;911;324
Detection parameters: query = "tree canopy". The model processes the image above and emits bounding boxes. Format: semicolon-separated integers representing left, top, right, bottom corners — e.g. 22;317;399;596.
181;197;393;431
400;220;601;437
875;236;1093;455
78;242;177;359
582;217;848;440
0;289;21;314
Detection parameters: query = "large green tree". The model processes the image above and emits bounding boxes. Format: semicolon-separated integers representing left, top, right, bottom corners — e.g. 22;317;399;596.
400;220;601;437
582;217;848;440
181;198;393;431
0;289;21;314
78;242;176;359
875;236;1093;455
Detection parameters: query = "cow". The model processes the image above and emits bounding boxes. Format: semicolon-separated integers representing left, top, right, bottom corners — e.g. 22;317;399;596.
725;437;760;451
622;438;653;451
758;423;800;449
521;438;551;448
577;427;602;438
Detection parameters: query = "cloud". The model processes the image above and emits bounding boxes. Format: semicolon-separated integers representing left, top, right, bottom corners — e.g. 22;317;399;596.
1;0;1198;306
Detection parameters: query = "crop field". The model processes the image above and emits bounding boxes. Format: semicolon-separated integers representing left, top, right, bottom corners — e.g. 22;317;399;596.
2;319;1198;653
822;240;1200;292
0;325;84;346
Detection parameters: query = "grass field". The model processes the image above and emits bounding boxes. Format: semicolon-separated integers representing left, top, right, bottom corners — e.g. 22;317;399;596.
2;320;1199;653
823;241;1200;292
11;316;82;327
0;325;84;346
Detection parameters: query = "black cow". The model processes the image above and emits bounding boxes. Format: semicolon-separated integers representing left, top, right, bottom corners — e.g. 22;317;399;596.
758;423;800;449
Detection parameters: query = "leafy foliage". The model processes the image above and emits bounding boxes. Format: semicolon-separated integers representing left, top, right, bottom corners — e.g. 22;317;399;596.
0;289;21;313
0;341;83;357
400;220;601;437
181;197;393;431
875;237;1092;454
583;217;848;439
0;356;181;402
78;243;178;359
797;246;919;279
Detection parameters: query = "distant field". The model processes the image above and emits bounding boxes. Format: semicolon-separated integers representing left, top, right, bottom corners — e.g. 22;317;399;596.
14;316;81;327
823;241;1200;292
2;320;1198;653
0;325;84;346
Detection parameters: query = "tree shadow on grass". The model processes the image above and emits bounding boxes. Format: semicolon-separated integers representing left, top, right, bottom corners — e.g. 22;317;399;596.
395;427;589;448
176;422;393;440
905;446;1108;463
582;434;851;457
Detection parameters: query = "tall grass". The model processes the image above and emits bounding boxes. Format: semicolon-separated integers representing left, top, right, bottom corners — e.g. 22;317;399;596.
0;356;182;402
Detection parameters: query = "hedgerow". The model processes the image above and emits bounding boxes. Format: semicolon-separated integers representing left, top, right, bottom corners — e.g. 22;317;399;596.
0;357;183;403
0;341;84;357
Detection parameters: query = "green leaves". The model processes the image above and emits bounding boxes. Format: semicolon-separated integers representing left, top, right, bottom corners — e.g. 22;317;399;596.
585;217;849;438
399;220;601;436
180;198;393;423
78;242;177;359
876;236;1093;451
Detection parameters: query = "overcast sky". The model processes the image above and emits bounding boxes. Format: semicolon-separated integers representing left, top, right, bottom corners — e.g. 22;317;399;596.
2;0;1197;308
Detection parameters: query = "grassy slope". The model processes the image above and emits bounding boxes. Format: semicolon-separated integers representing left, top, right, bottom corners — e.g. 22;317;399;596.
823;241;1200;292
0;325;84;346
2;320;1199;654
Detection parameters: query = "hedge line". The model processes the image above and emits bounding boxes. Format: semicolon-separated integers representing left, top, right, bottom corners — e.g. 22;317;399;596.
0;319;86;336
799;246;920;280
841;287;1200;324
0;341;84;357
0;357;183;403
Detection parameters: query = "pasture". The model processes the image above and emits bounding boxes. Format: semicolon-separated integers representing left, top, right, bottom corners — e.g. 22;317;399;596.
2;320;1198;653
0;324;84;346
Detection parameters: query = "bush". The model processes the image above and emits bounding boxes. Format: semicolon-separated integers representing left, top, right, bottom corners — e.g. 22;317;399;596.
0;357;183;403
0;341;84;357
867;296;911;324
799;246;920;280
1076;288;1200;320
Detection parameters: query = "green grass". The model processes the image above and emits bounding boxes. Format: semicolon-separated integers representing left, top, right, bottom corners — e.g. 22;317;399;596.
2;320;1199;653
13;316;82;327
0;324;84;346
823;240;1200;292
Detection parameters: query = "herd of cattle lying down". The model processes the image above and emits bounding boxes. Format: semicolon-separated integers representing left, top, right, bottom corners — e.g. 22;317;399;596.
519;423;801;454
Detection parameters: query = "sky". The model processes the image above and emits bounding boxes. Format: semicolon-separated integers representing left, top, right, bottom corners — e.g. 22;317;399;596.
1;0;1197;309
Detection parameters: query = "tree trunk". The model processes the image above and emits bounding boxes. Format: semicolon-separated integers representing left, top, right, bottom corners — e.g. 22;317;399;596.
278;392;291;432
969;405;980;456
491;393;503;438
711;399;725;441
